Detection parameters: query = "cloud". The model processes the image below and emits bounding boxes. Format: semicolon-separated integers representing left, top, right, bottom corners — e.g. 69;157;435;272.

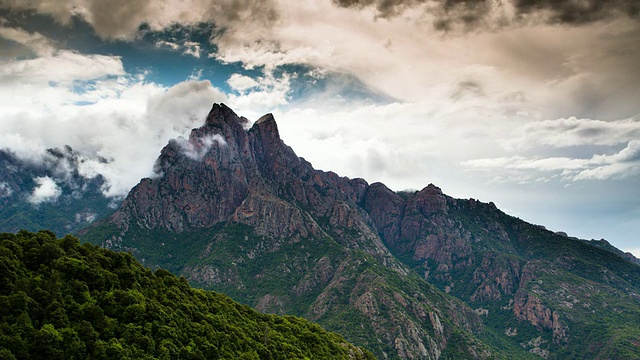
182;41;201;58
463;140;640;182
0;25;56;57
573;140;640;180
0;51;125;87
75;211;97;224
227;74;260;92
513;0;640;25
0;0;279;40
156;40;181;51
331;0;639;29
203;1;640;123
503;117;640;150
0;182;12;197
227;71;292;115
3;1;639;123
28;176;62;204
174;134;227;162
0;32;228;197
4;0;637;46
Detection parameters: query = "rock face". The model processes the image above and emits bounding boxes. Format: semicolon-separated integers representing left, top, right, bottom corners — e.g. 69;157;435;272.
84;103;640;360
89;104;489;359
362;182;640;358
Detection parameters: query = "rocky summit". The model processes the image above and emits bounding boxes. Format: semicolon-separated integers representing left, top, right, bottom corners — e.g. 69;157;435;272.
83;103;640;359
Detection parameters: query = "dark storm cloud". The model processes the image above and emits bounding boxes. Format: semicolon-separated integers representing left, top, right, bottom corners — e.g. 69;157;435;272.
333;0;639;30
514;0;639;25
334;0;492;30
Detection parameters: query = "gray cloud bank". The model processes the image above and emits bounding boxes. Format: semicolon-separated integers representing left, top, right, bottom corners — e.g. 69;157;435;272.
2;0;638;43
333;0;639;29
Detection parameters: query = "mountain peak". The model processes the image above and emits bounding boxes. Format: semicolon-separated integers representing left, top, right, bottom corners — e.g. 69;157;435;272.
255;112;275;125
205;103;250;130
85;103;640;360
252;113;279;138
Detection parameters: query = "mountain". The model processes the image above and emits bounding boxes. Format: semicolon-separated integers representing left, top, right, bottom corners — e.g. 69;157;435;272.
82;103;640;359
364;184;640;358
0;230;374;359
0;147;117;236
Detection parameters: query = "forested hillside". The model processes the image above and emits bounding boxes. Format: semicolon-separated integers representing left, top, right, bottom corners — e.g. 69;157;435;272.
0;230;373;360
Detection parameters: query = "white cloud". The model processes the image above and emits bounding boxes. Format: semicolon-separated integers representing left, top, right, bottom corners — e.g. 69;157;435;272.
503;117;640;150
156;40;181;51
227;71;292;115
0;38;227;197
182;41;201;58
0;182;13;197
227;73;259;92
175;134;227;161
463;140;640;182
75;211;97;224
4;0;638;121
28;176;62;204
0;49;125;85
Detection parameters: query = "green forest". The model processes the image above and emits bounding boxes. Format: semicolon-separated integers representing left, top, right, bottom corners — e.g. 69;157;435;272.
0;230;374;359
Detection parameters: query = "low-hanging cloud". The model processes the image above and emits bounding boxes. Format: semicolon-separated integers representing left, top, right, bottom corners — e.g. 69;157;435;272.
0;182;12;197
28;176;62;204
174;134;227;162
0;33;228;197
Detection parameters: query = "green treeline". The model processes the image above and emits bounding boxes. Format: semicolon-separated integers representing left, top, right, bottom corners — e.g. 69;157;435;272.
0;230;374;360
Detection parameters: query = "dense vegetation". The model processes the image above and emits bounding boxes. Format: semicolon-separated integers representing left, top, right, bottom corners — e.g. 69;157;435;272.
0;230;374;359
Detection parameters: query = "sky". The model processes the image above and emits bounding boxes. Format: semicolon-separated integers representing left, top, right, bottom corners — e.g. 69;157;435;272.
0;0;639;255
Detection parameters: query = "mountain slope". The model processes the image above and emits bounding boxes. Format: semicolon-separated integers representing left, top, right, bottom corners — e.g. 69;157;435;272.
0;147;116;236
364;180;640;358
0;230;374;359
82;103;640;359
83;104;524;359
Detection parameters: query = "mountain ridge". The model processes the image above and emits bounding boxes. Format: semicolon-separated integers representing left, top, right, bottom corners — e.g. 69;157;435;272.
82;103;640;359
